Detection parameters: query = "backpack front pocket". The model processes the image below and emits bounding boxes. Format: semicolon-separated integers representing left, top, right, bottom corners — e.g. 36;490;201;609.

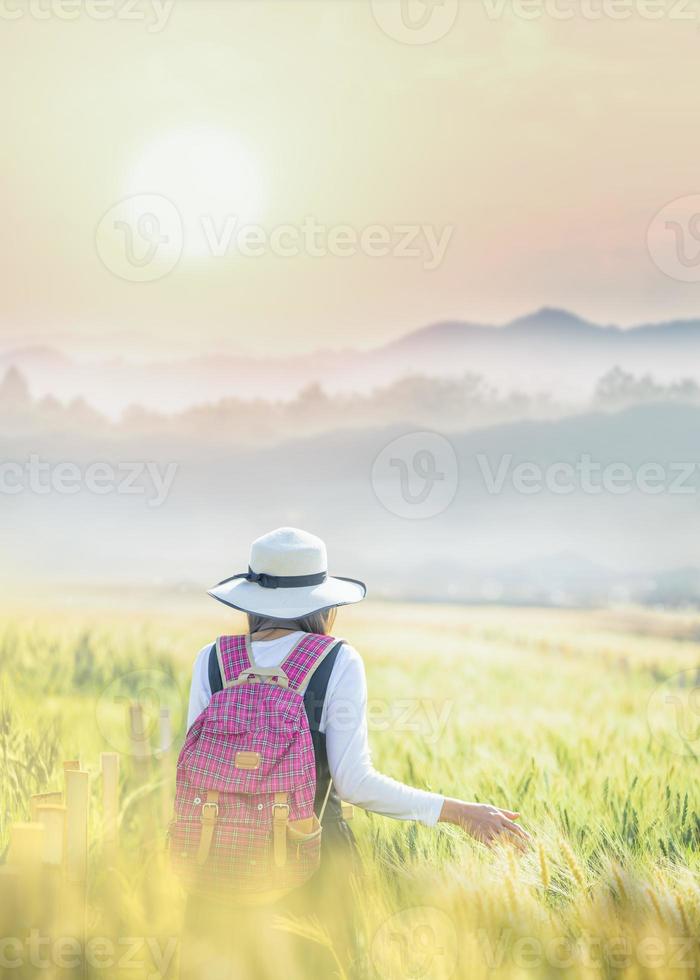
283;814;323;887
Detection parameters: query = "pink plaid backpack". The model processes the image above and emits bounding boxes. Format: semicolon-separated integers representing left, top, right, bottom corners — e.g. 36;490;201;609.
169;632;340;900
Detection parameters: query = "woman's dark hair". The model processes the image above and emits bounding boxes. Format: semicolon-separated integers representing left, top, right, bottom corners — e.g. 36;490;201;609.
247;608;337;636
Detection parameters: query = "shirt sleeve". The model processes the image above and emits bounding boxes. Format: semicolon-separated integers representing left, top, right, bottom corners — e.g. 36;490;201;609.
321;644;445;827
186;644;214;729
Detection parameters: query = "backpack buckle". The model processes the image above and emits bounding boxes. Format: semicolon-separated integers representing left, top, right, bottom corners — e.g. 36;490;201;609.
272;796;289;869
201;801;219;821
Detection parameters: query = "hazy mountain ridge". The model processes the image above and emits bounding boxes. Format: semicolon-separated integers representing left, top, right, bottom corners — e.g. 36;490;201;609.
395;308;618;348
4;309;700;606
5;307;700;415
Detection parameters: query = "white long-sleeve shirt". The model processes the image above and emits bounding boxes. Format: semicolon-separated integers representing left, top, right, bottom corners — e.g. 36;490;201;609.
186;632;444;826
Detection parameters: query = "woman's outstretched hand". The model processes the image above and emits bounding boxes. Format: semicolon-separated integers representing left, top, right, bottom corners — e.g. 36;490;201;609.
438;798;532;851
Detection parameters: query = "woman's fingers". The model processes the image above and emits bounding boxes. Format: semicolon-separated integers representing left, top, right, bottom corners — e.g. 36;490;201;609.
500;809;520;820
501;822;532;853
483;825;529;853
503;817;531;841
503;829;529;852
482;828;526;852
477;817;531;847
479;817;532;851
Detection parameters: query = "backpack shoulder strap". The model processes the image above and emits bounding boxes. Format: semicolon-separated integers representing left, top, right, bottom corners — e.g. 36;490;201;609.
215;635;252;688
280;633;341;693
303;640;343;732
207;642;222;694
208;633;342;694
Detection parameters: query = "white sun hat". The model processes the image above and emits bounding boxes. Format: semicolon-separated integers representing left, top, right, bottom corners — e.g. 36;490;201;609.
208;527;367;620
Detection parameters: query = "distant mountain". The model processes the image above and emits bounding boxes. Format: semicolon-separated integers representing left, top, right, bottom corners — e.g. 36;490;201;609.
387;307;700;357
394;307;616;349
369;308;700;405
504;307;614;335
4;307;700;414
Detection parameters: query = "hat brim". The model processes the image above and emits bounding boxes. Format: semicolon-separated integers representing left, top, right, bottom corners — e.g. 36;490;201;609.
207;574;366;620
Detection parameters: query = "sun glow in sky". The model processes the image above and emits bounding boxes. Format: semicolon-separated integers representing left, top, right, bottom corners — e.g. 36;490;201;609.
125;127;267;258
1;3;699;357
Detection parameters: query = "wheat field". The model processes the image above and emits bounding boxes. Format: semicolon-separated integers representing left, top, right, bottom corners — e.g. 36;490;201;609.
2;594;700;979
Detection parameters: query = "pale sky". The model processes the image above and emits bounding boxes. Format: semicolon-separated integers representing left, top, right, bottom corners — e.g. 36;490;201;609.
1;0;699;357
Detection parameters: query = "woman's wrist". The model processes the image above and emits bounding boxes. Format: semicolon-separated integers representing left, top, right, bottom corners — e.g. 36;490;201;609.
438;797;465;825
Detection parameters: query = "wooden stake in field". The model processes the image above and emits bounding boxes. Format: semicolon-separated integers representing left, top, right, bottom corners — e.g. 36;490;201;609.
64;768;89;978
30;790;63;822
36;804;67;937
64;768;89;883
7;822;45;867
0;866;20;939
101;751;120;855
36;804;66;867
129;701;160;866
7;822;45;926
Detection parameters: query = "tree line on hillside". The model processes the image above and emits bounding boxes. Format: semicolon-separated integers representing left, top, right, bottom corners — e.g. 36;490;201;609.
2;364;700;444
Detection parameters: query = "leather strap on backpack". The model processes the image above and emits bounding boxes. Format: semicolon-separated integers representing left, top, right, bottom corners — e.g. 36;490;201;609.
272;792;289;868
196;790;219;866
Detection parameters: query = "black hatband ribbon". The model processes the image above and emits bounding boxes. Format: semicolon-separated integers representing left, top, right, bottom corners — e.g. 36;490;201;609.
215;568;328;590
